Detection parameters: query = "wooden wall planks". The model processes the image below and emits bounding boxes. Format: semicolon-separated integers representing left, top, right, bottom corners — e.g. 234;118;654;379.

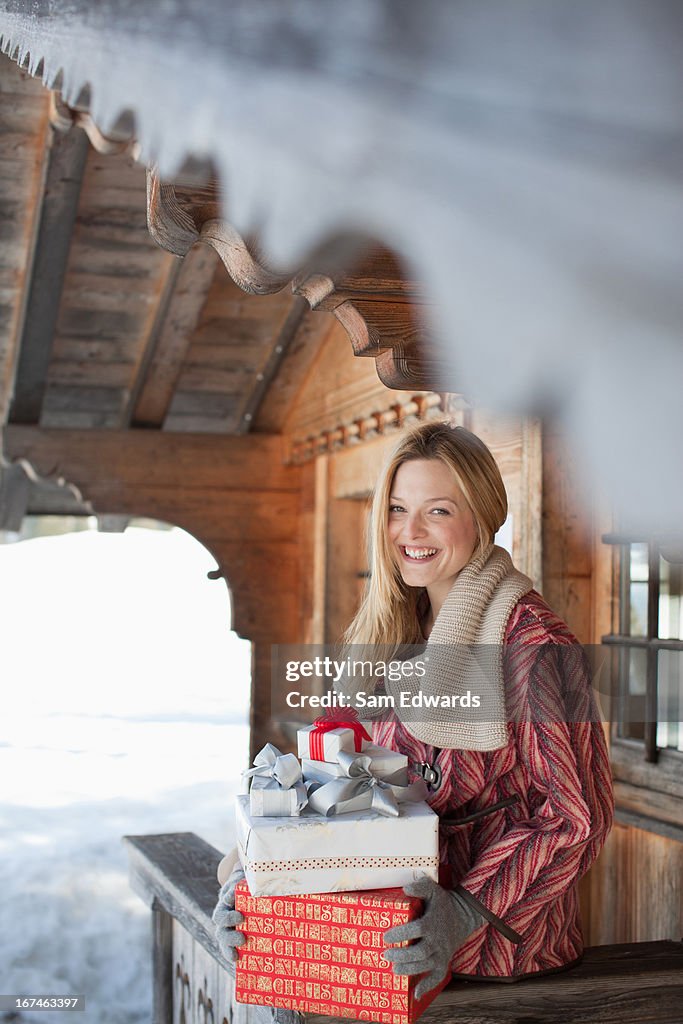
541;422;595;642
585;820;683;946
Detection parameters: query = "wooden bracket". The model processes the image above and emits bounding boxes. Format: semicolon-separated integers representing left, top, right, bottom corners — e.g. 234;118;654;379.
146;169;291;295
145;170;458;392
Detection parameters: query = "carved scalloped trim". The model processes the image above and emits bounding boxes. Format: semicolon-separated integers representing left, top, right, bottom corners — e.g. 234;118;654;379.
199;220;291;296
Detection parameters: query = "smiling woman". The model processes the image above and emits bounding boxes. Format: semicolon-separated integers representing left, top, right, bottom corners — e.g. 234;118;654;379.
336;421;614;988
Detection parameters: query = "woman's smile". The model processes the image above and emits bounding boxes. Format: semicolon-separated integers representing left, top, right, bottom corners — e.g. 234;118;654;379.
401;545;439;561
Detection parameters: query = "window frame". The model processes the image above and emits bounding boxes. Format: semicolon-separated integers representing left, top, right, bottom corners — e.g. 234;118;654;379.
602;533;683;836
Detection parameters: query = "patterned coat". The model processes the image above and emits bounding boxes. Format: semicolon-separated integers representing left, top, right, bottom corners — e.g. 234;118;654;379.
373;590;614;980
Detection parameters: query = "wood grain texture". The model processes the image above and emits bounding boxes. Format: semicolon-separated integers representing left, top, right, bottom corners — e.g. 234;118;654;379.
330;434;400;500
125;833;222;953
0;54;52;424
9;119;90;423
147;169;291;294
129;245;219;428
253;308;335;435
147;173;438;389
586;820;683;947
311;454;328;645
541;423;594;641
152;903;174;1024
374;338;456;391
284;319;422;447
324;495;368;645
296;459;317;645
163;268;299;434
172;917;195;1024
467;411;543;588
40;147;175;428
3;426;294;490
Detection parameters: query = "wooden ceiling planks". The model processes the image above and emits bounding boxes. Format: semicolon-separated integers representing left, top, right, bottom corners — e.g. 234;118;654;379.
41;146;176;428
163;267;300;434
0;55;51;425
252;305;336;435
130;243;218;428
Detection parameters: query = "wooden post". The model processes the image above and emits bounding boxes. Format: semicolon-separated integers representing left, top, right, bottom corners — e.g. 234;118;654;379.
152;901;173;1024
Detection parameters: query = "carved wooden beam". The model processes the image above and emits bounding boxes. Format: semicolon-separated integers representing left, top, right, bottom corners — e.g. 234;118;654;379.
49;93;139;158
375;338;456;392
292;248;425;358
146;169;291;295
145;170;456;392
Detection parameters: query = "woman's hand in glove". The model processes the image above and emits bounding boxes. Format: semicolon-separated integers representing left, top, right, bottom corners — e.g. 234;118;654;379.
383;877;484;999
212;865;246;968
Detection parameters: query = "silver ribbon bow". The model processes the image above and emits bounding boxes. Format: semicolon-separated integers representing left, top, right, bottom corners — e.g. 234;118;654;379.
306;751;429;818
242;742;303;789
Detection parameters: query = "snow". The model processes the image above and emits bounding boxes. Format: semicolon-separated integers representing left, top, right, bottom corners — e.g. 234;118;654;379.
2;5;683;535
0;524;251;1023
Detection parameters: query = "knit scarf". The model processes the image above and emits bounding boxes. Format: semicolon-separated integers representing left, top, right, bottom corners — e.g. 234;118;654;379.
384;544;533;751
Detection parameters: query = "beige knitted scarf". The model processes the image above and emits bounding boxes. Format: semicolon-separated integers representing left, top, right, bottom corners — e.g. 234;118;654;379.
384;544;533;751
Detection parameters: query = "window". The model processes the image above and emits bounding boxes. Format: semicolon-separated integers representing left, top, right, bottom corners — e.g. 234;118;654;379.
602;535;683;835
603;538;683;761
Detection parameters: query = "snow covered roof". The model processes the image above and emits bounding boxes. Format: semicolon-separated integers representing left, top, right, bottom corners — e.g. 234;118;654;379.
1;1;682;533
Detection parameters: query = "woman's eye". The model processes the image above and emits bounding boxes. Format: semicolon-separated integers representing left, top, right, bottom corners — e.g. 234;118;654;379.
389;505;405;513
431;507;450;515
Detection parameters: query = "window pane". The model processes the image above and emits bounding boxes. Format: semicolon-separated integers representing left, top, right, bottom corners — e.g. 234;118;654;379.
659;553;683;641
617;646;647;742
656;649;683;751
629;543;649;637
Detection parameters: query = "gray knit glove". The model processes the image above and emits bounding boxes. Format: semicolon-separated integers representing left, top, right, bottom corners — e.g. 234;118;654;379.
383;877;484;999
272;1011;303;1024
212;866;246;969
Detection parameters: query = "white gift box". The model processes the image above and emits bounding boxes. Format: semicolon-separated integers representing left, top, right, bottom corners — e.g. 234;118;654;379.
234;794;439;897
296;723;371;761
249;776;308;817
302;743;408;785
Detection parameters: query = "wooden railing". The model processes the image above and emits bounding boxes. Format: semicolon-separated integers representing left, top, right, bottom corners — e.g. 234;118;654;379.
123;832;683;1024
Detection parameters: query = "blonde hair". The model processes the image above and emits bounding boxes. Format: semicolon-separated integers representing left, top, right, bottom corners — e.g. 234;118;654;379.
343;421;508;647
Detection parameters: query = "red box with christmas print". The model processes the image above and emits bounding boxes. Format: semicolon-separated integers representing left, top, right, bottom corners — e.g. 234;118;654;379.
234;882;450;1024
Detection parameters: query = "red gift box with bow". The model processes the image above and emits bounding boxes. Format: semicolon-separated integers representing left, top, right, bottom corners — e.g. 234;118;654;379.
297;708;372;762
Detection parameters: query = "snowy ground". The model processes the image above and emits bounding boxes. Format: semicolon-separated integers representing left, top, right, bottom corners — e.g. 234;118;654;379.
0;524;251;1023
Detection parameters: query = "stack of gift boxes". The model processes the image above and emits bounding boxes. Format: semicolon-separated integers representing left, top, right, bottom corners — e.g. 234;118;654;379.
232;714;448;1024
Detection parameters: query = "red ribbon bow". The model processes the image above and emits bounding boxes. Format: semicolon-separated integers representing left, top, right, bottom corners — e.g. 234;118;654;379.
309;708;371;761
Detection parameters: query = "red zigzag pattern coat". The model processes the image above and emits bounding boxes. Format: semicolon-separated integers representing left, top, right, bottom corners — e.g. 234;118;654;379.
373;590;614;980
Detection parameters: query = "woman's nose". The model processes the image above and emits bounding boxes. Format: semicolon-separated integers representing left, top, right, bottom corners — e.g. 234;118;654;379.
404;513;427;539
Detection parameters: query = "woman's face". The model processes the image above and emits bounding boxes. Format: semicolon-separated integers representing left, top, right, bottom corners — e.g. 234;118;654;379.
387;458;479;596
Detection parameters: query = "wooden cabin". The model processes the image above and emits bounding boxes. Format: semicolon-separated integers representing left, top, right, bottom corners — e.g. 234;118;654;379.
1;5;682;1020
